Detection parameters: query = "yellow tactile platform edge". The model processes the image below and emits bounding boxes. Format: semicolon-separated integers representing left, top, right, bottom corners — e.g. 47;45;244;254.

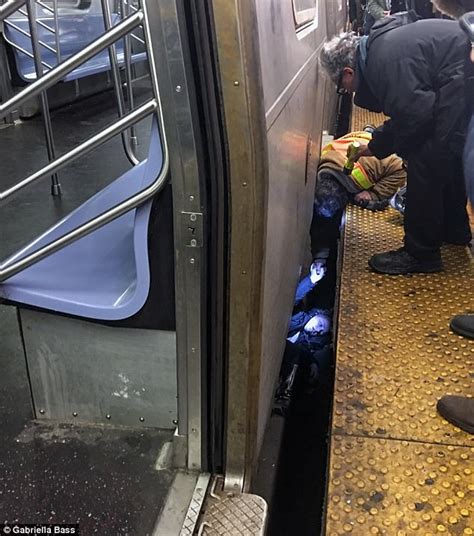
326;436;473;535
333;208;473;446
325;107;474;535
351;107;387;131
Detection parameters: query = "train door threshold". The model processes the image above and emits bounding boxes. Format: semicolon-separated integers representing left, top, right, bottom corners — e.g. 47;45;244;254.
324;109;473;535
167;475;267;536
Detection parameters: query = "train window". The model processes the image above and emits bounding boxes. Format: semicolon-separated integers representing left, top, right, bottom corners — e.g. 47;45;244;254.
292;0;318;29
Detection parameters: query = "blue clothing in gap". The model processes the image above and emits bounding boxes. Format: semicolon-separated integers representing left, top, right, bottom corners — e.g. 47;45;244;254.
287;273;331;353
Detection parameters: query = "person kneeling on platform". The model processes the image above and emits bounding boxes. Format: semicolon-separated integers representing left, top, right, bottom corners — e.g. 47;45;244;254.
316;128;406;215
310;128;406;256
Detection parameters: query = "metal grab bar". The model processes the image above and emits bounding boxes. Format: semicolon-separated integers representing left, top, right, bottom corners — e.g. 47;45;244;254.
122;0;137;13
18;9;55;33
130;33;144;45
121;0;137;151
7;38;52;68
0;10;143;120
26;0;61;195
0;99;157;201
101;0;138;165
0;0;26;21
0;105;167;282
35;0;53;14
0;129;168;281
4;19;57;53
0;0;168;282
52;0;59;62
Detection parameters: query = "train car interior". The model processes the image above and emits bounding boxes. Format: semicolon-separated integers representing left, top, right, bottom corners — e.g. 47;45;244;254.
0;0;472;534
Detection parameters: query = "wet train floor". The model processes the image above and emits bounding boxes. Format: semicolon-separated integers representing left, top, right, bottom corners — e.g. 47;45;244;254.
0;304;175;534
0;87;175;534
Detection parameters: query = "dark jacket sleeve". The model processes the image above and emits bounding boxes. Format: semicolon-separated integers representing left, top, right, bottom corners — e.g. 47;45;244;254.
368;119;396;159
365;45;436;158
289;311;312;334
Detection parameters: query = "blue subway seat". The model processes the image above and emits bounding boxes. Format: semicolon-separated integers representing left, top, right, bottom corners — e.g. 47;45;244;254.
0;117;165;321
4;13;147;82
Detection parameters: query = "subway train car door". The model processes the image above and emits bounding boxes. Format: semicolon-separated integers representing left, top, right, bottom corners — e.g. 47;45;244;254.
209;0;331;492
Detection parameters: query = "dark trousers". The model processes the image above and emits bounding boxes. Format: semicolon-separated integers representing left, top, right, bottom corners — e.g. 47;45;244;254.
310;209;343;258
404;140;471;260
464;116;474;204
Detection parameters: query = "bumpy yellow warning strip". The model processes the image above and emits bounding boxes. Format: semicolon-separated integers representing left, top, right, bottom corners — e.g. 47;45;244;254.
325;108;474;535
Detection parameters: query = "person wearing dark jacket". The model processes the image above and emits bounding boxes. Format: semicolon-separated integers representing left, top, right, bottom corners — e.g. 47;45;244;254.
320;13;472;275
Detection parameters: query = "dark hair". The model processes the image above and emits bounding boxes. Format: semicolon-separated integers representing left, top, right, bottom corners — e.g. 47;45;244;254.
314;173;350;217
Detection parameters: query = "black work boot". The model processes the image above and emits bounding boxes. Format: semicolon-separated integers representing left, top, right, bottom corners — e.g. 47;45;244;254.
368;247;442;275
437;395;474;434
450;314;474;339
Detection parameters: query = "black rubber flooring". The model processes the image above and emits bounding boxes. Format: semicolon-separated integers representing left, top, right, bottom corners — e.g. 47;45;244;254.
0;86;176;535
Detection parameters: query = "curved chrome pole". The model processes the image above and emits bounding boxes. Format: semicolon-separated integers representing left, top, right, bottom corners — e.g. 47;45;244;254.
0;102;163;282
0;10;144;120
0;99;156;202
101;0;139;165
121;0;137;149
0;0;26;20
26;0;61;195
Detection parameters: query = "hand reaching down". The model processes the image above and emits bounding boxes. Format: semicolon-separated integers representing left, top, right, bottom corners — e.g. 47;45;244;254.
310;261;327;284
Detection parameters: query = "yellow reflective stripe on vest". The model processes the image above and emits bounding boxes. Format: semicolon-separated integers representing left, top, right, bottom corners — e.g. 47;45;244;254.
321;143;334;156
351;163;374;190
334;133;372;145
347;132;372;142
322;133;372;155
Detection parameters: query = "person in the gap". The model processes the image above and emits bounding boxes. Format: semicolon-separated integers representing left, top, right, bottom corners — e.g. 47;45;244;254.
287;261;332;353
320;13;472;275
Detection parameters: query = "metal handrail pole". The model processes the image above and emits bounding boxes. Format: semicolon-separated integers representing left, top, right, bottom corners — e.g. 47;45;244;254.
7;39;52;68
26;0;60;195
52;0;60;63
0;10;143;119
121;0;137;148
130;33;144;45
0;112;167;281
18;10;55;33
0;0;26;21
0;99;156;201
123;0;137;12
35;0;53;14
0;34;16;123
4;19;56;53
139;0;160;107
100;0;138;165
35;17;53;32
